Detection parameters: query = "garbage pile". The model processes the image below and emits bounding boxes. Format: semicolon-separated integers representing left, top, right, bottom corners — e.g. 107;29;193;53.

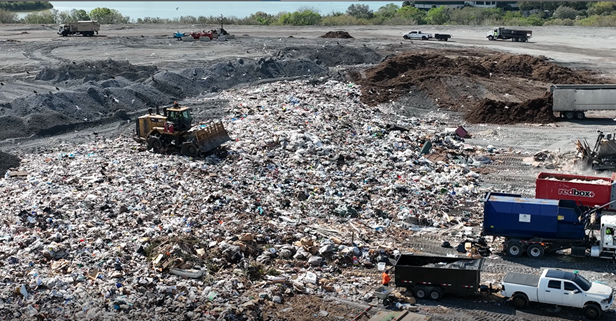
0;80;488;319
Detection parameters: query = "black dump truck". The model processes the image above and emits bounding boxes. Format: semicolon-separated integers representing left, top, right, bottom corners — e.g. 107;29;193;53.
394;254;495;300
486;27;532;42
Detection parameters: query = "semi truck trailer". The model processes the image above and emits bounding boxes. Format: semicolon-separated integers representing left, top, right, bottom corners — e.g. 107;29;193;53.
551;84;616;120
482;192;616;259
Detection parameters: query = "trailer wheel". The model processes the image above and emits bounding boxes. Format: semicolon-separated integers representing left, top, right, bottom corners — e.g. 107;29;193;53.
414;287;428;300
575;112;585;120
429;288;443;300
506;241;523;257
583;303;601;320
527;244;545;259
512;293;529;309
565;111;575;120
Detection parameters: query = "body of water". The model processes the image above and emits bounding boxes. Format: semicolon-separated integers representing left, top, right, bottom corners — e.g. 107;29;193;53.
47;1;394;19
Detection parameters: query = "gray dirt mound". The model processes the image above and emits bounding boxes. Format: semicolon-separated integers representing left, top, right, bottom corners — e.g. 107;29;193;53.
464;93;555;124
320;31;353;39
278;45;381;67
1;57;328;141
0;150;20;175
35;59;158;83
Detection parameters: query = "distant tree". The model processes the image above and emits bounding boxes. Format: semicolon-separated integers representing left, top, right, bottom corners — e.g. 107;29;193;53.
376;3;400;19
89;7;129;24
396;5;426;24
22;10;56;24
426;6;450;24
402;1;412;7
249;11;274;25
278;9;321;25
70;9;90;21
587;1;616;15
330;11;344;17
347;4;373;19
0;9;18;23
553;5;578;19
0;1;53;12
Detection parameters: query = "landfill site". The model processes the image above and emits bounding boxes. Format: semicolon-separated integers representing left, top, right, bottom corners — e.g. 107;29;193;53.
2;23;616;321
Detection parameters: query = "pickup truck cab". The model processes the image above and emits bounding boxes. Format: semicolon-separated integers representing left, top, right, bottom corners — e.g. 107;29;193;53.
403;31;432;40
502;269;613;320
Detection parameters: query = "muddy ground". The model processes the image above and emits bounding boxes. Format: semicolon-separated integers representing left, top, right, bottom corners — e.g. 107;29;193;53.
2;24;616;320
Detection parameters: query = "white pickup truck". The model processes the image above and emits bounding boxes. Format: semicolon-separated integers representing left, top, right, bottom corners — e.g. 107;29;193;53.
403;31;432;40
502;269;613;320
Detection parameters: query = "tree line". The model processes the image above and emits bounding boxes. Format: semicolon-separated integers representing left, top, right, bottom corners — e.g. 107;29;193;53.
0;2;615;27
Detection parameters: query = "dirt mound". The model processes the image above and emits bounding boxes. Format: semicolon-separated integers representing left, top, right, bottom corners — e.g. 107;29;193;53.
464;93;554;124
0;150;20;175
1;57;328;141
320;31;353;39
357;51;603;110
278;45;381;67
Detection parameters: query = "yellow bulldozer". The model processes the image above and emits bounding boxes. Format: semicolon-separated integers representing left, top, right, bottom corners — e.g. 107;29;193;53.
133;102;231;157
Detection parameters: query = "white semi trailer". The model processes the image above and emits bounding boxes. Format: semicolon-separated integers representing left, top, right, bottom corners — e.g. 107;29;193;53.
551;84;616;120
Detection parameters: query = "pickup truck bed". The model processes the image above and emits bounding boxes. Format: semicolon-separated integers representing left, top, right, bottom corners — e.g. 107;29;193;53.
503;273;540;287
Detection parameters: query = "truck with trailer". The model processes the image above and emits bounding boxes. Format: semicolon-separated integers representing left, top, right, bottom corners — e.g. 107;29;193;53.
57;21;100;37
535;172;616;210
482;192;616;259
486;27;532;42
394;254;496;300
502;269;613;320
551;84;616;120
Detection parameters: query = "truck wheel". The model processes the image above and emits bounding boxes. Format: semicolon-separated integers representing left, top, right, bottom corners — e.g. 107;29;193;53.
527;244;545;259
512;293;529;309
147;136;162;152
583;303;601;320
414;287;427;300
575;112;585;120
565;111;575;120
429;288;442;300
181;142;199;157
488;36;494;41
506;242;523;257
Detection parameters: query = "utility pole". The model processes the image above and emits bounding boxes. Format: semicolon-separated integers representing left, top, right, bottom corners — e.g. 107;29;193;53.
220;14;223;29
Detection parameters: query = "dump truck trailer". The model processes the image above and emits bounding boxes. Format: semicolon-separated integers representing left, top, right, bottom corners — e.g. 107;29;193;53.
394;254;495;300
486;27;532;42
58;21;100;37
535;172;616;210
482;192;616;260
551;84;616;120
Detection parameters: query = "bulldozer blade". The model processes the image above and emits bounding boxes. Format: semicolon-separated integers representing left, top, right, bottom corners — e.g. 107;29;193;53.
194;122;231;152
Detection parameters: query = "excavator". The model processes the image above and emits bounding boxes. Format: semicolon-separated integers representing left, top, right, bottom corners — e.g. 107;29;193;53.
133;102;231;157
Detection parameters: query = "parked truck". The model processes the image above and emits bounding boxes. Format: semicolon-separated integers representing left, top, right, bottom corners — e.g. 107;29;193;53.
551;84;616;120
394;254;496;300
57;21;100;37
502;269;613;320
403;31;432;40
535;172;616;210
486;27;532;42
482;192;616;259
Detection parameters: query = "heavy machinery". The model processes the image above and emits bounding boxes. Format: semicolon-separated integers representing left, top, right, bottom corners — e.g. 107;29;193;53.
576;131;616;170
189;31;213;40
133;102;231;157
57;21;100;37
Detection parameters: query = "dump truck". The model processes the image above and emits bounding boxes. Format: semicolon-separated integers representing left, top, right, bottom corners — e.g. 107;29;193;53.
502;269;613;320
551;84;616;120
133;103;231;157
57;21;100;37
394;254;496;300
486;27;532;42
535;172;616;211
482;192;616;259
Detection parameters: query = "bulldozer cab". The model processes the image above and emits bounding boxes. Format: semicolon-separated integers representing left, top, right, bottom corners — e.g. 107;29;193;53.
166;107;192;132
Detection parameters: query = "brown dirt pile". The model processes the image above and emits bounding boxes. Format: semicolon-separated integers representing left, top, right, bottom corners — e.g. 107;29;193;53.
320;31;353;39
464;92;554;124
357;52;602;109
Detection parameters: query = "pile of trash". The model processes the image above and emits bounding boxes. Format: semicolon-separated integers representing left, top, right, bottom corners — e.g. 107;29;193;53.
320;31;353;39
0;80;489;319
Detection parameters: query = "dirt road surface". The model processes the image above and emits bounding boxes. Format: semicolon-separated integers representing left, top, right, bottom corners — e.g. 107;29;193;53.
2;24;616;321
